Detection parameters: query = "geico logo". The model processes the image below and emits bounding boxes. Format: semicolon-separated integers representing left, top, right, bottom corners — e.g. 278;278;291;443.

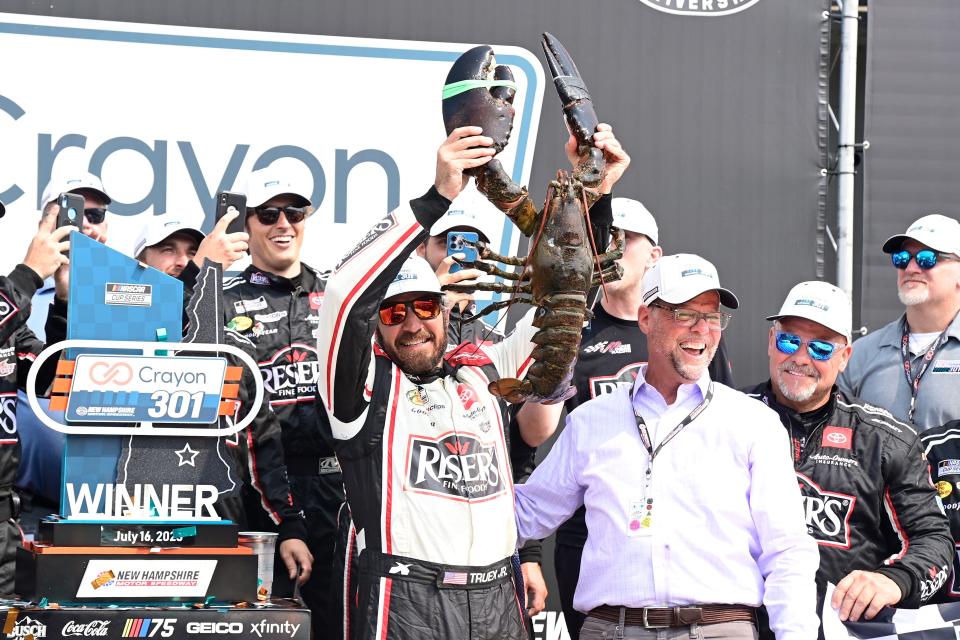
137;366;207;387
89;362;133;385
185;621;243;633
0;93;399;225
261;361;321;392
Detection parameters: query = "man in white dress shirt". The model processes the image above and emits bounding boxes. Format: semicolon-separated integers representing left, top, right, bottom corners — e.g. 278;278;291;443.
515;254;819;640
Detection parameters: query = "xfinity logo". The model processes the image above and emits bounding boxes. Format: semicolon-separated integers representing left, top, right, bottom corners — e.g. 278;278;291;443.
250;620;301;638
797;472;856;548
638;0;761;16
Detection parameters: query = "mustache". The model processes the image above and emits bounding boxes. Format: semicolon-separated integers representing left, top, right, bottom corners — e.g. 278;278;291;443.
397;329;435;345
778;361;820;379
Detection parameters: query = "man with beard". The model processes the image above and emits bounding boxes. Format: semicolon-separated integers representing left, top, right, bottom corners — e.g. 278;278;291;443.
745;281;952;622
318;125;557;640
839;214;960;430
515;254;818;640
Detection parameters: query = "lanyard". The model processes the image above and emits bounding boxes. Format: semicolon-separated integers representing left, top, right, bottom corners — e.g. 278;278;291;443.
900;315;956;422
633;382;714;528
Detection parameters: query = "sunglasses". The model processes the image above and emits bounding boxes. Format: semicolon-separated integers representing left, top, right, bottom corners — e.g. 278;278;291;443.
247;205;308;226
775;331;845;361
83;207;107;224
378;297;442;326
891;249;956;270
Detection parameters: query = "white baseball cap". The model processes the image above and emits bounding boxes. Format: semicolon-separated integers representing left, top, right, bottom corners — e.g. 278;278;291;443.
882;214;960;257
384;256;443;301
612;198;659;245
133;213;206;258
429;187;502;244
243;168;311;209
40;172;111;209
767;281;851;341
641;253;739;309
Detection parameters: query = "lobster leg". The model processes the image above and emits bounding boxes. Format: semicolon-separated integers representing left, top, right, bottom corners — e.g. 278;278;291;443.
458;259;524;281
591;264;623;287
479;245;529;267
595;229;625;264
443;281;531;294
474;160;541;237
459;297;533;323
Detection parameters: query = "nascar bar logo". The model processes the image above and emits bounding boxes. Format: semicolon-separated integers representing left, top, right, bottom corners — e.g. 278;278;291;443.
6;616;46;638
406;433;505;501
105;283;153;307
121;618;176;637
638;0;760;16
797;472;856;548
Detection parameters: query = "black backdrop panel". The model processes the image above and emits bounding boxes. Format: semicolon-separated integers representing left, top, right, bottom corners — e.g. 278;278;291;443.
862;0;960;333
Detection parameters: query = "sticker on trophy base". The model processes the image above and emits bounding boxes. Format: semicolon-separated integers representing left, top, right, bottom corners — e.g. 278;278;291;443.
100;524;198;546
75;559;217;598
66;354;227;424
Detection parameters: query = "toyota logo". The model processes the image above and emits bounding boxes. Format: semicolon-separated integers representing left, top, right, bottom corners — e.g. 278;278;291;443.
89;362;134;385
826;432;848;445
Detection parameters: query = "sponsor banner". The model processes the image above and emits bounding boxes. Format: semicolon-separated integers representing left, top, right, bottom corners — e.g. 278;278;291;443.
0;13;542;293
66;354;227;424
75;559;217;598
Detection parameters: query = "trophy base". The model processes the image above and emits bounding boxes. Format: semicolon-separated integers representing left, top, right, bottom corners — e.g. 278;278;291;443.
37;519;240;548
15;543;257;603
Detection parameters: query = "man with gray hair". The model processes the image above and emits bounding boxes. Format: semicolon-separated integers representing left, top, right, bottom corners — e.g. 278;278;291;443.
746;281;952;622
840;214;960;430
516;254;818;640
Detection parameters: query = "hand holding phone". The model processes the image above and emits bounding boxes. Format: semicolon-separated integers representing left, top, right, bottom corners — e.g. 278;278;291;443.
215;191;247;236
447;231;479;274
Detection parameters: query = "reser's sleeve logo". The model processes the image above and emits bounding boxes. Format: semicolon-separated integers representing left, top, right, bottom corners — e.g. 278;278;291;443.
637;0;760;16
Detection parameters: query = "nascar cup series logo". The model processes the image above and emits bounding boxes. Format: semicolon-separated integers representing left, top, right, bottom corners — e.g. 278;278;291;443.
406;433;505;501
637;0;760;16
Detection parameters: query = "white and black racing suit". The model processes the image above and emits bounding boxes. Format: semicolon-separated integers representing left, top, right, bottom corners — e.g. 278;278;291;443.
318;186;531;640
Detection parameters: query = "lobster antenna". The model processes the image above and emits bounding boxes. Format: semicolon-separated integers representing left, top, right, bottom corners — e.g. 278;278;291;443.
583;186;611;302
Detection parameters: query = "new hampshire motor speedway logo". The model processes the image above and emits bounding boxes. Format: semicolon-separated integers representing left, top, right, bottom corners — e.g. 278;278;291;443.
638;0;760;16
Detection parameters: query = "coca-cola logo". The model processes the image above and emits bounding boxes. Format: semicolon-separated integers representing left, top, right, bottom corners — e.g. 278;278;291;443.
797;472;856;548
61;620;110;637
406;433;505;502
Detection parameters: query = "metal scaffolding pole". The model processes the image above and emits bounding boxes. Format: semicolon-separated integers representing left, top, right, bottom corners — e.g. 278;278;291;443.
836;0;860;297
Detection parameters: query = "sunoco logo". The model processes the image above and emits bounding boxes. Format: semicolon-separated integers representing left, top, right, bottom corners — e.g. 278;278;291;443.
637;0;760;16
406;433;505;501
797;472;856;548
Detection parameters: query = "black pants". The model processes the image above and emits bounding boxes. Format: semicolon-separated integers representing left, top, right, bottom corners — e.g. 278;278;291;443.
555;542;586;640
352;551;526;640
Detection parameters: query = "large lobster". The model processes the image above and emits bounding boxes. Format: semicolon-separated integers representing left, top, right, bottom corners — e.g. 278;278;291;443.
441;33;624;404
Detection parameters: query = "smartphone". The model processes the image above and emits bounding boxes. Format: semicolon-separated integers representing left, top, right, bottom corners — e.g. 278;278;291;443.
57;192;84;231
447;231;479;274
215;191;247;235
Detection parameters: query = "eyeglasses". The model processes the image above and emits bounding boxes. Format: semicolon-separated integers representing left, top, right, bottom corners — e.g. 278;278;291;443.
247;205;308;226
775;331;845;361
649;302;731;330
83;207;107;224
378;297;442;326
891;249;956;270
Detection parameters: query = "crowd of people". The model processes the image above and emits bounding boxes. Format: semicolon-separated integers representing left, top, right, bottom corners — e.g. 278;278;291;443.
0;122;958;640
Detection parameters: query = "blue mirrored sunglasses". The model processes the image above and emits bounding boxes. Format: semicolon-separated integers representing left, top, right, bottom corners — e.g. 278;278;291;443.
891;249;953;270
775;331;844;361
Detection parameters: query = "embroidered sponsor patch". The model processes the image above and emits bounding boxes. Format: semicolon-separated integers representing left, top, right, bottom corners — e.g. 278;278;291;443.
821;426;852;450
797;472;856;548
405;433;505;501
939;459;960;477
233;296;268;314
937;481;953;499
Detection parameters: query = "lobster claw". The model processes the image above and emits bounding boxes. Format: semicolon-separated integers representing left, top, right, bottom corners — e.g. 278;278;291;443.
541;32;604;189
442;45;517;155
